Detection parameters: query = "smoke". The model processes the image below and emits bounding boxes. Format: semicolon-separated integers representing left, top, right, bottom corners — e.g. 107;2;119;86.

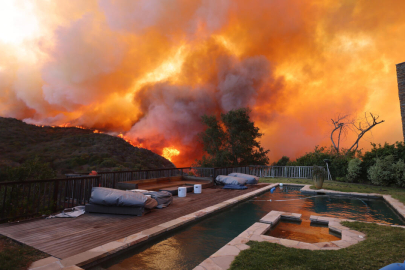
0;0;405;166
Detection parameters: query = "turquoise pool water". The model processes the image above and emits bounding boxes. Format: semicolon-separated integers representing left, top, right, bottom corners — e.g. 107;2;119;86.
91;186;404;270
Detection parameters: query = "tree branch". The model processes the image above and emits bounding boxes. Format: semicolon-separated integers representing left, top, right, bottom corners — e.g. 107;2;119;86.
347;113;385;153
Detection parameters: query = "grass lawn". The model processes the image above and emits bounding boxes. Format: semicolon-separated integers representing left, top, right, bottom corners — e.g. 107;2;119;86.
0;235;47;270
231;221;405;270
260;178;405;204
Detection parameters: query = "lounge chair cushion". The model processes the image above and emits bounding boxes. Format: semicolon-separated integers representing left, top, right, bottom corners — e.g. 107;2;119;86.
223;184;248;190
144;191;173;208
228;173;259;184
89;187;148;207
216;175;247;185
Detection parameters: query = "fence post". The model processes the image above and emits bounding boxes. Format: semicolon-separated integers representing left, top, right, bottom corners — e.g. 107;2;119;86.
53;180;59;213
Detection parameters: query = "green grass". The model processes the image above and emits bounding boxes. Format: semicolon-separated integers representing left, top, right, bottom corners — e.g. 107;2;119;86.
260;177;405;204
0;235;47;270
231;222;405;270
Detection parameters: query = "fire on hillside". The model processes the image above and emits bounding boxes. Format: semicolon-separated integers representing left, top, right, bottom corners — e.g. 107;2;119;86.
1;1;405;166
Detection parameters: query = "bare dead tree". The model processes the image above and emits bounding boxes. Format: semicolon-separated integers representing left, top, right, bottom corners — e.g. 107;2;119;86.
331;112;384;154
347;113;384;152
330;114;353;153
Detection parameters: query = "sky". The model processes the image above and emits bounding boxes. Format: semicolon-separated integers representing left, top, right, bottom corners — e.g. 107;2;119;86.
0;0;404;166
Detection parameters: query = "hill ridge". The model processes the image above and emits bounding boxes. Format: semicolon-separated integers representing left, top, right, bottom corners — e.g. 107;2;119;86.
0;117;174;179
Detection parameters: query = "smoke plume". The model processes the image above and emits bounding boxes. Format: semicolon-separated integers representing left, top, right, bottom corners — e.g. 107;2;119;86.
0;0;404;166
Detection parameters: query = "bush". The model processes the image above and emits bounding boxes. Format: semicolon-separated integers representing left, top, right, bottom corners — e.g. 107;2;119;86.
368;155;396;186
3;156;56;182
361;142;405;180
393;159;405;187
288;146;354;179
99;158;118;168
346;158;362;182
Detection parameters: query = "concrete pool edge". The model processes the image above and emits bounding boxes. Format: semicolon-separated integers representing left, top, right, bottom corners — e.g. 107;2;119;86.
194;211;368;270
300;185;405;220
28;183;278;270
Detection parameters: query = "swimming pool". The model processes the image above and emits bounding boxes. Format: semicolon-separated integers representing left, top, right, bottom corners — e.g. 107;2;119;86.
91;186;404;270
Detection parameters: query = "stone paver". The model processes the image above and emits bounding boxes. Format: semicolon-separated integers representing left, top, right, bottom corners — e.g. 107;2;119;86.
198;258;223;270
59;246;107;267
211;245;241;257
62;267;84;270
211;256;236;269
140;225;167;238
30;257;59;269
100;241;127;253
118;232;149;246
29;261;63;270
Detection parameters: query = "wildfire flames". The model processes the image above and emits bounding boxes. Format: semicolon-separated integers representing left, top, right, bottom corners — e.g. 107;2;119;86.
162;147;181;163
1;1;405;167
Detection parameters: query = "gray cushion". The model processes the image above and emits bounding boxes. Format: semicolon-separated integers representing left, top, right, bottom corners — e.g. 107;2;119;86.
89;187;147;207
216;175;247;185
228;173;259;184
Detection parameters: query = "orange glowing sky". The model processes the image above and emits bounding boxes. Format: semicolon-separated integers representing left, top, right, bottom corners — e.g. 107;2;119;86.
0;0;404;166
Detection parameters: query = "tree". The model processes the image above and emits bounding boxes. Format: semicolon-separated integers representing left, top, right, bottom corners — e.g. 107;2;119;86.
331;112;384;154
273;156;290;166
195;108;270;167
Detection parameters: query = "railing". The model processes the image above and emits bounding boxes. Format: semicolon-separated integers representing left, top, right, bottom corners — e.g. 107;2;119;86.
0;165;316;222
250;166;315;179
0;176;100;223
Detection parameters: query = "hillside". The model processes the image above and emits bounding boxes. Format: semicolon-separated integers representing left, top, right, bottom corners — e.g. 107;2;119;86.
0;117;174;179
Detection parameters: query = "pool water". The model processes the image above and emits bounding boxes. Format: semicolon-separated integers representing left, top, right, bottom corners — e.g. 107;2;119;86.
266;220;341;243
92;186;404;270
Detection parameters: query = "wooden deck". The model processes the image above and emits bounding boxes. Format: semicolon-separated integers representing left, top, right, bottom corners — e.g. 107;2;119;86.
0;185;267;259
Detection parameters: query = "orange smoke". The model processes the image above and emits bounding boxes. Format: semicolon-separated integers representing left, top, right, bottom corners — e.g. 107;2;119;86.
1;0;404;166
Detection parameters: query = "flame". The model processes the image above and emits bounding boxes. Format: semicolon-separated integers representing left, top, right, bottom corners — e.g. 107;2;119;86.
162;147;180;162
1;1;405;167
118;133;143;148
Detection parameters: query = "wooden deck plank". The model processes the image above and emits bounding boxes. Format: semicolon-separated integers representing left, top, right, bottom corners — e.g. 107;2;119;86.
0;185;267;259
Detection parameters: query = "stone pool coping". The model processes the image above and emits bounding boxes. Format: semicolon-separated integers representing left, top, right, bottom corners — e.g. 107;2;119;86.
28;183;278;270
193;183;405;270
300;184;405;220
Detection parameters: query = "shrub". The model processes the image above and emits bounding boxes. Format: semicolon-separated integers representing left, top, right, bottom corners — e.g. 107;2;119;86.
346;158;362;182
393;159;405;187
368;155;396;186
99;158;118;168
3;156;56;181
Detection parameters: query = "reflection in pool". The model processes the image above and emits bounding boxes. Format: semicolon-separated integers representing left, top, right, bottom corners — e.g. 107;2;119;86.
92;186;404;270
266;219;341;243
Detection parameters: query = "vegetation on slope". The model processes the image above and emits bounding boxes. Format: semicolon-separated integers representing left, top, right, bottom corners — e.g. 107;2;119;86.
0;117;174;180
